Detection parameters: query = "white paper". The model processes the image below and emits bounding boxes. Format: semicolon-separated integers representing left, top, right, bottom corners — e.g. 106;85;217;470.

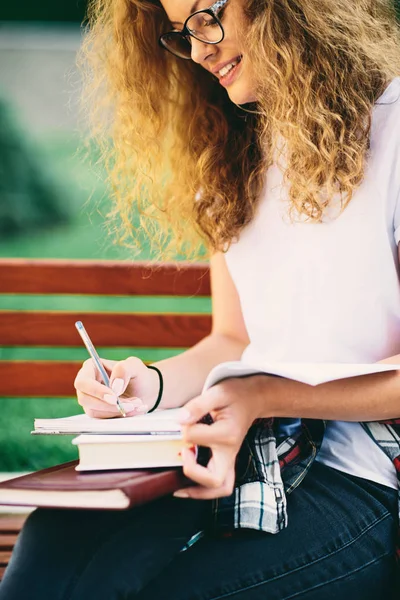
33;408;183;435
203;360;400;391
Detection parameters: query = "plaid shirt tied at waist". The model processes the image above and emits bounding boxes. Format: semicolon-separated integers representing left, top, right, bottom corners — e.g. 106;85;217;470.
210;416;400;569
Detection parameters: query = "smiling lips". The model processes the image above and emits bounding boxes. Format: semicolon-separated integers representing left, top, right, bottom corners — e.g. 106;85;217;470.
218;56;242;77
216;55;243;87
211;55;242;76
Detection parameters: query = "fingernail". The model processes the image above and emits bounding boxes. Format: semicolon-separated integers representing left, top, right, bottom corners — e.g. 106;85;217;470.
176;408;192;424
173;491;189;498
135;405;148;413
111;378;125;396
104;394;118;405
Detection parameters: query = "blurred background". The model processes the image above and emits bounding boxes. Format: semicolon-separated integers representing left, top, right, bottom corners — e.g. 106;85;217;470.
0;1;210;474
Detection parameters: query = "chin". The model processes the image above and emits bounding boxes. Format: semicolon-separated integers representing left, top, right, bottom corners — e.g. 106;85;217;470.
226;84;256;105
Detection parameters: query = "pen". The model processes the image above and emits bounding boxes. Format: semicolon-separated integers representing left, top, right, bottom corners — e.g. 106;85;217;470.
75;320;127;418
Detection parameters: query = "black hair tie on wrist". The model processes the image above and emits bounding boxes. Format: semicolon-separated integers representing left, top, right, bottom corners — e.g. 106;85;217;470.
146;365;163;413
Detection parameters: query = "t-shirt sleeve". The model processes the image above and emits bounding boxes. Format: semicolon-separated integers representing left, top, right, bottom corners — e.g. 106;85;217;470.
378;78;400;244
391;115;400;244
394;189;400;245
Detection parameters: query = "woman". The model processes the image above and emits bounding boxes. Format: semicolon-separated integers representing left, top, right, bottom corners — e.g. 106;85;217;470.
2;0;400;598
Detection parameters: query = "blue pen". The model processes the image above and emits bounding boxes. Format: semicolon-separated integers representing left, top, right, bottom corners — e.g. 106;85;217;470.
75;321;127;417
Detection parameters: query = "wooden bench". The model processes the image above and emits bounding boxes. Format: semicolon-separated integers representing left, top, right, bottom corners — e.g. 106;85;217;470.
0;258;211;581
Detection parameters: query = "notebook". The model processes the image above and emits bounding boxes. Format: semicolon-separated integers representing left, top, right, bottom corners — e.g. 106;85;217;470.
202;361;400;390
0;461;190;510
33;408;183;435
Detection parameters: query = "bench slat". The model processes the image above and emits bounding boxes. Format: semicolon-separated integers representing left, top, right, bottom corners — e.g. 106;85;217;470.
0;311;212;348
0;551;12;565
0;535;18;550
0;361;82;397
0;516;28;533
0;259;210;296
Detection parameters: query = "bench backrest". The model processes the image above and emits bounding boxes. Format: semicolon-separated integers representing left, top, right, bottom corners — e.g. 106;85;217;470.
0;257;211;580
0;258;211;398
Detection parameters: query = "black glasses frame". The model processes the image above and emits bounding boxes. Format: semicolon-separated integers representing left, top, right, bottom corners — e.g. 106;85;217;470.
159;0;230;60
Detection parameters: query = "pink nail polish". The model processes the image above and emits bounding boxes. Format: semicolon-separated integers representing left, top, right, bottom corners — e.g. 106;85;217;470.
111;378;125;396
173;491;189;498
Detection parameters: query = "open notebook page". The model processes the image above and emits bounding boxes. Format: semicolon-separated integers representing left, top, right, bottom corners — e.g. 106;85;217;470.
33;408;183;435
203;361;400;391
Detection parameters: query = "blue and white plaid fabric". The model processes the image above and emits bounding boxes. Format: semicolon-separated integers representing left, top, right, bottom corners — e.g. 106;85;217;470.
210;416;326;534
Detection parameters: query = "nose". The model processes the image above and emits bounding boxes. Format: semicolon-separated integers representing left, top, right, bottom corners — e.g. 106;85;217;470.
190;38;217;65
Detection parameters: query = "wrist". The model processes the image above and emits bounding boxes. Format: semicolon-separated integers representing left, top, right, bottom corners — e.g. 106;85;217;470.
250;374;284;420
146;365;164;412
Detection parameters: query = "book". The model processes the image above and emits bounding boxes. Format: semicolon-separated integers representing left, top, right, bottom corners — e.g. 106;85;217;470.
0;461;190;510
33;408;211;472
72;434;194;471
202;360;400;391
33;407;183;436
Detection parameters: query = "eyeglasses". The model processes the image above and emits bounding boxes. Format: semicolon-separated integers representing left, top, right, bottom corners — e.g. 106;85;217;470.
159;0;229;60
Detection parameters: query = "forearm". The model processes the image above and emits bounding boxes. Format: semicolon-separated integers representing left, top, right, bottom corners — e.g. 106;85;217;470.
259;371;399;421
153;333;247;409
255;354;400;422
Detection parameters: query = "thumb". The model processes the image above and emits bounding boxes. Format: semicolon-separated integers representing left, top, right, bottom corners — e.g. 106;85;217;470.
110;356;148;396
108;357;147;396
110;377;127;397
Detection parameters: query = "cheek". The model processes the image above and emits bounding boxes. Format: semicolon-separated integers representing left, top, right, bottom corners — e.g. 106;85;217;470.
230;67;257;103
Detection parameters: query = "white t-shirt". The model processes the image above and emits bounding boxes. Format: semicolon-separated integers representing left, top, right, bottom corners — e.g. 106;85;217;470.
225;77;400;490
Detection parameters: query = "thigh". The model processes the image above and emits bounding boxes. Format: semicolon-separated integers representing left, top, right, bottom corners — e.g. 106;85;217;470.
0;495;211;600
136;464;398;600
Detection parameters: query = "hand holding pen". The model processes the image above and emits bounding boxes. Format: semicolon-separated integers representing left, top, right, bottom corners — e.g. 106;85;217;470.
75;321;127;417
74;322;160;419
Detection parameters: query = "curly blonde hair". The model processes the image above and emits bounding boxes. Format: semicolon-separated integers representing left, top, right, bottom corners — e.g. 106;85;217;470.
79;0;400;259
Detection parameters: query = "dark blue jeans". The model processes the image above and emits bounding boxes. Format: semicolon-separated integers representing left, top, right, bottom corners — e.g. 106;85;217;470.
0;462;398;600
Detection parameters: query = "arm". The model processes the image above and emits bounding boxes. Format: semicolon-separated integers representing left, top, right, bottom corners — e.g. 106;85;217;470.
74;252;249;417
249;367;400;422
153;252;250;409
174;367;400;499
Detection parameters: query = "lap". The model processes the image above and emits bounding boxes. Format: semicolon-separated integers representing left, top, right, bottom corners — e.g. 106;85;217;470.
136;464;398;600
0;495;211;600
0;463;397;600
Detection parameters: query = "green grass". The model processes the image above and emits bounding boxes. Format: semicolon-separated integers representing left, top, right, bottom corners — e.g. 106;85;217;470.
0;398;80;472
0;132;210;472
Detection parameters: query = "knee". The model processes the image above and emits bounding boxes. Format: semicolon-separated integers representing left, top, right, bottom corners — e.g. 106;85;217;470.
21;508;70;541
0;509;81;600
15;508;84;559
